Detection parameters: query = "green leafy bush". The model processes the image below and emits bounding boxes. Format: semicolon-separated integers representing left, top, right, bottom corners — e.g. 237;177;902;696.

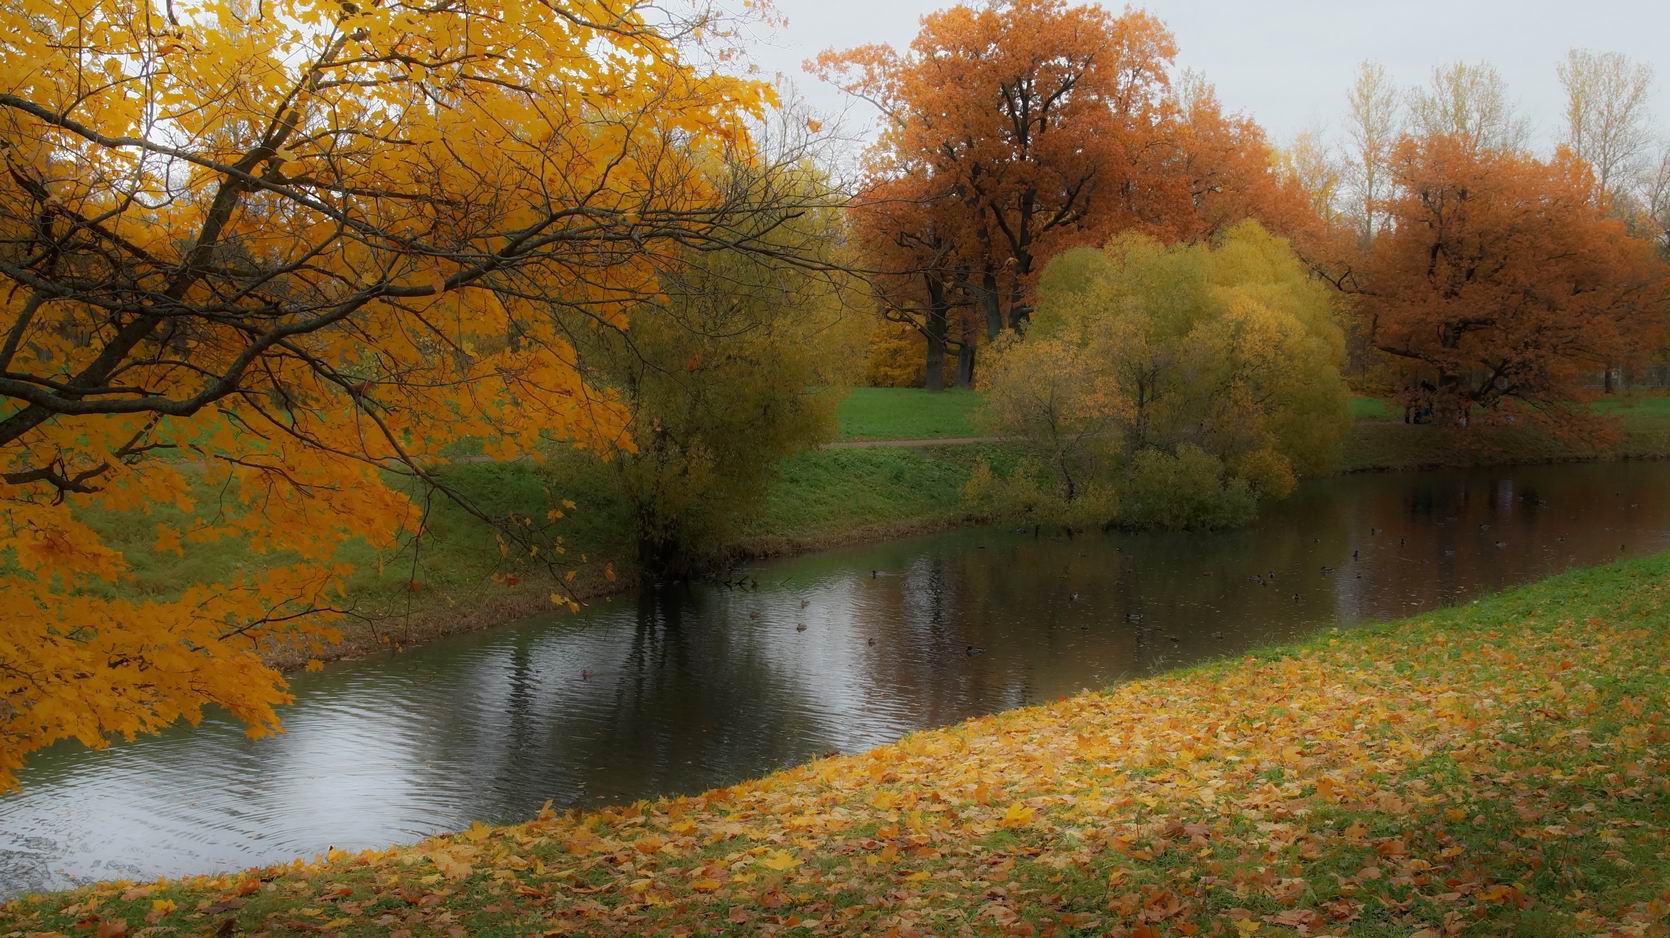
1119;444;1258;529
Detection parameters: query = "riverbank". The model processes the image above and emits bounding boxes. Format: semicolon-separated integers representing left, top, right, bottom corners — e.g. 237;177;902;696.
1339;395;1670;472
269;442;1003;669
75;389;1670;671
7;551;1667;935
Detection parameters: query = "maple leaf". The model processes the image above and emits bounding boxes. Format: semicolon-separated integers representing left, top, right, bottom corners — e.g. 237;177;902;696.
757;851;801;871
998;803;1037;829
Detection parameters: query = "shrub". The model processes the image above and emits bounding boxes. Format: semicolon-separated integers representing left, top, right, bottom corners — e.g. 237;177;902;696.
1119;445;1258;529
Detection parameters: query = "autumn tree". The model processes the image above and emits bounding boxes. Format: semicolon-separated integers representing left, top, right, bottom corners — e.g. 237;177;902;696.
1353;135;1668;425
971;326;1126;515
817;0;1178;348
1165;74;1311;243
1648;144;1670;257
820;3;1312;389
1407;62;1530;155
1559;50;1656;197
0;0;819;788
1275;129;1344;230
849;173;974;390
976;222;1349;528
569;156;861;575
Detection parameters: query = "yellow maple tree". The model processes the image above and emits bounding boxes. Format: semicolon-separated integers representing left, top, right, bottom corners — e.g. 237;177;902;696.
0;0;782;788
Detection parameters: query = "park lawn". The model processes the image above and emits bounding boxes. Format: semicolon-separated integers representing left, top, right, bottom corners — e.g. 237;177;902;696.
735;444;1011;553
1591;393;1670;419
1348;395;1397;421
7;553;1667;937
835;386;985;440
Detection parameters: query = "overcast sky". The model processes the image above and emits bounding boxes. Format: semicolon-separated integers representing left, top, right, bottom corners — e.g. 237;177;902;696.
746;0;1670;157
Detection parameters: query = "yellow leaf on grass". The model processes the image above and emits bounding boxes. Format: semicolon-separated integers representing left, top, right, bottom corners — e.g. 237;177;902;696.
758;851;801;872
999;803;1036;829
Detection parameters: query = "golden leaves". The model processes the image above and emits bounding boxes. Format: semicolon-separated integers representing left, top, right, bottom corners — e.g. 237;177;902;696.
0;0;780;787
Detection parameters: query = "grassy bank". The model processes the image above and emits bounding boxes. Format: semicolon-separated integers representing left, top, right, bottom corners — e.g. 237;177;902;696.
733;443;1009;556
73;389;1670;668
1341;395;1670;472
7;553;1667;936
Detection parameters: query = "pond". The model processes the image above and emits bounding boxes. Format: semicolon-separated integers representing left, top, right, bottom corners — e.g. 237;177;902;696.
5;460;1670;896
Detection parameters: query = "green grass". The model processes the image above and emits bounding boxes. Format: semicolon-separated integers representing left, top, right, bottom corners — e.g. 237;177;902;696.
835;387;984;440
1340;394;1670;473
1590;393;1670;418
9;552;1667;936
843;389;1393;430
738;444;1009;547
1348;395;1397;421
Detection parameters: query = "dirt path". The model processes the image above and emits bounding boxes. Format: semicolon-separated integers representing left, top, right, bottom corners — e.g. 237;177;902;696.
820;436;998;449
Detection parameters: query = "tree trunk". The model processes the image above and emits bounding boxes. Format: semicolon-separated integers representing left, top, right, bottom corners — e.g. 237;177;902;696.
923;326;946;391
956;344;975;388
976;272;1002;339
923;275;951;391
955;315;977;388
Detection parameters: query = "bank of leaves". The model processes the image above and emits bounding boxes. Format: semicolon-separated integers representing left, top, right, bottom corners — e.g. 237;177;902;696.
5;553;1668;937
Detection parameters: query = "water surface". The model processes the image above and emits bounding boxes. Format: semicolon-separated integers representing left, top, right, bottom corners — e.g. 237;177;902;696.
4;461;1669;896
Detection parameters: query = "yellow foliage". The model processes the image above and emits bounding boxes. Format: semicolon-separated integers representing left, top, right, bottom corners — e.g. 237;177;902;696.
0;0;778;788
1003;220;1350;521
865;317;930;388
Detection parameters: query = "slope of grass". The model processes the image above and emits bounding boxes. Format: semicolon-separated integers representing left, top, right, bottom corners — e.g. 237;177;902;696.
1591;393;1670;418
844;389;1396;432
735;444;1008;552
835;386;985;440
7;552;1667;936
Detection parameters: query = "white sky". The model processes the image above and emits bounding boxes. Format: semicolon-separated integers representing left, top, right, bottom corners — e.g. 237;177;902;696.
746;0;1670;157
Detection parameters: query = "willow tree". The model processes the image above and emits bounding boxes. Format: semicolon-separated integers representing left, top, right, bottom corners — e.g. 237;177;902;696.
0;0;809;788
981;221;1350;526
571;151;862;575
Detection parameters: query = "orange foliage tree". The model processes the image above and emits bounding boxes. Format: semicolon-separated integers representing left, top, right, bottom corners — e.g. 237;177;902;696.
0;0;797;788
849;177;972;390
1345;135;1669;426
818;1;1311;388
1165;74;1312;244
818;0;1177;345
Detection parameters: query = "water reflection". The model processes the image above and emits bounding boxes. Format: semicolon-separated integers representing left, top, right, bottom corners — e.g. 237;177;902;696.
4;461;1670;895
